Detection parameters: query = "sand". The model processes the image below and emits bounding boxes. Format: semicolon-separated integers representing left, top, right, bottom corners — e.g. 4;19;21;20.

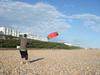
0;49;100;75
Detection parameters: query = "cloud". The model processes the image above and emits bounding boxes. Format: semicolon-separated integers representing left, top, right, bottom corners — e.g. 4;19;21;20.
66;14;100;32
0;0;70;36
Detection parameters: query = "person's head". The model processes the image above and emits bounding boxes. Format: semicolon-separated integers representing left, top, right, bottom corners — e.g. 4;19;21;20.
24;34;27;37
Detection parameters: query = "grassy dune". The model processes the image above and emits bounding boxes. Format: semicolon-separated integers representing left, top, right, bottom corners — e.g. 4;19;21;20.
0;49;100;75
0;39;80;49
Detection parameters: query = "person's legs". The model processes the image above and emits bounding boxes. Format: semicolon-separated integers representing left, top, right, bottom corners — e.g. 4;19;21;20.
19;49;28;64
20;51;26;64
22;50;29;64
24;50;29;64
25;50;28;60
20;51;24;58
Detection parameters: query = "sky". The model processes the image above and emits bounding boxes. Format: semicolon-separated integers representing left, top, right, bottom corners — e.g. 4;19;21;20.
0;0;100;48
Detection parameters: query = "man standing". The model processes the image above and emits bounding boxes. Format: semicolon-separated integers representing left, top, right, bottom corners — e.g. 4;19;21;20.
19;34;28;64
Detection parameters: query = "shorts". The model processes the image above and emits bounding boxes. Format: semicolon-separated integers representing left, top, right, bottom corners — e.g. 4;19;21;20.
20;50;28;60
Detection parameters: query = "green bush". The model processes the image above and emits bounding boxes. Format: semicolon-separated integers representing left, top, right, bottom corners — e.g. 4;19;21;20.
0;39;20;48
0;37;80;49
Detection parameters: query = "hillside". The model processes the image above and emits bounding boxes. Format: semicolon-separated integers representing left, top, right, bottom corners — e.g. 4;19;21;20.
0;38;80;49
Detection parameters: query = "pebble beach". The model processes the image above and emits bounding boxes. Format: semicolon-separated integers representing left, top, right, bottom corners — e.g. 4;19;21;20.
0;49;100;75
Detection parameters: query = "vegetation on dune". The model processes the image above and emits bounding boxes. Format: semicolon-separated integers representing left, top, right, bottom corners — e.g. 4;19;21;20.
0;36;80;49
27;39;80;49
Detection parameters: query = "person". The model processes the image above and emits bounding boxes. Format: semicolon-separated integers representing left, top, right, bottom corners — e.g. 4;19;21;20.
19;34;28;64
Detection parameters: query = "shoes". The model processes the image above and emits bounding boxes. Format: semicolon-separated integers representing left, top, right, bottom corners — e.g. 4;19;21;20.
20;60;29;65
20;61;26;64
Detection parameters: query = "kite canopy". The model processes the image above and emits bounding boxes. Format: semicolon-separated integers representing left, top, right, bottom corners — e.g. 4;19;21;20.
47;32;59;39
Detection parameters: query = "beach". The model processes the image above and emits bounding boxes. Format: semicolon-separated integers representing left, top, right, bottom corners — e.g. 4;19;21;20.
0;49;100;75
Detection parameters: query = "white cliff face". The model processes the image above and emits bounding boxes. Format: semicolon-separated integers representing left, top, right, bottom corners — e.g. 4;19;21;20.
0;26;19;37
64;43;72;46
19;33;48;42
0;27;5;34
0;26;48;41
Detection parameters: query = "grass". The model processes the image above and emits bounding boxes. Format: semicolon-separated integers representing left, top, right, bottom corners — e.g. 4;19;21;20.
0;37;81;49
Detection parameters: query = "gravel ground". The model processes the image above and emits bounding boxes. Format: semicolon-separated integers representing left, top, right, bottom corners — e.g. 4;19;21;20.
0;49;100;75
